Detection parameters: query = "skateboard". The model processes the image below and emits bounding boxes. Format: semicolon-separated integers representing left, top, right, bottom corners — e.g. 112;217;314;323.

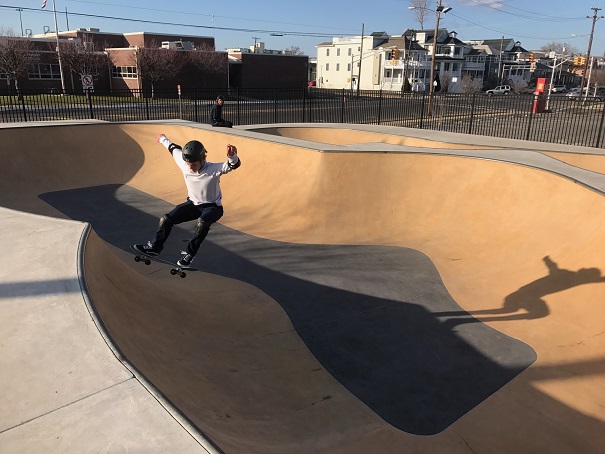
130;245;196;278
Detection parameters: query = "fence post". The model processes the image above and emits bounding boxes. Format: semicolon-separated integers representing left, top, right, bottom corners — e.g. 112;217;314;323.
595;101;605;148
419;92;425;130
377;89;383;125
274;93;278;124
193;87;198;123
145;91;150;121
302;87;307;123
19;90;27;122
87;88;94;119
237;87;241;125
525;95;535;141
341;88;345;123
467;93;476;135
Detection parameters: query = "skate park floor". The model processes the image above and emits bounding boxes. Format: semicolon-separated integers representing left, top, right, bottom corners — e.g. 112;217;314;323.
1;120;604;453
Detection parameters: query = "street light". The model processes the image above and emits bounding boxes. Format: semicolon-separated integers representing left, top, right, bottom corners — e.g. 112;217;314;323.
428;0;452;115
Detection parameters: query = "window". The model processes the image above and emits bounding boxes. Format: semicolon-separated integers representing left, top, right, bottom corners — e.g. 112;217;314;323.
347;63;351;71
337;48;340;56
348;48;352;56
112;66;138;78
29;64;61;79
327;49;330;56
326;63;329;71
336;63;340;71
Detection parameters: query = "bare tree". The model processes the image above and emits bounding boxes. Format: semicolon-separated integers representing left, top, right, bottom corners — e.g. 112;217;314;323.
187;43;227;89
132;41;185;97
540;42;580;57
592;67;605;87
440;72;453;92
409;0;431;30
0;29;39;90
510;78;528;93
460;74;483;93
286;45;304;55
60;35;108;90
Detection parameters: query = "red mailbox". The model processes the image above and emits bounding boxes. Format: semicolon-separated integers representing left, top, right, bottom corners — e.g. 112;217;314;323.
533;78;548;113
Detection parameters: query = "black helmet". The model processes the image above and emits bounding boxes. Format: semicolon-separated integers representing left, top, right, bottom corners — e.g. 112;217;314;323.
182;140;206;163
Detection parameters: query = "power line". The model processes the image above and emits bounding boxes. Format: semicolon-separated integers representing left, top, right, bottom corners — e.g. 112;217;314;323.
449;11;590;41
464;0;586;22
64;0;358;33
0;4;354;38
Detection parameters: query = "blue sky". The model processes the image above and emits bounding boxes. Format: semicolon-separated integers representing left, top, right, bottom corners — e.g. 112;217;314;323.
1;0;603;57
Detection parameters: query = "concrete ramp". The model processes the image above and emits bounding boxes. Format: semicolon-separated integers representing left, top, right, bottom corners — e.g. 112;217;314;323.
1;121;604;453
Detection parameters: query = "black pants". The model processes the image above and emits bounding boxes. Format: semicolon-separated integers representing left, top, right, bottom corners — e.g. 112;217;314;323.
151;200;223;256
212;119;233;128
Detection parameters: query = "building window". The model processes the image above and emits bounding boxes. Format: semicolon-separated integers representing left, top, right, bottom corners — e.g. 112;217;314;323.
29;64;61;79
348;48;352;56
112;66;138;78
347;63;351;71
326;49;330;56
336;63;340;71
326;63;329;71
337;48;340;56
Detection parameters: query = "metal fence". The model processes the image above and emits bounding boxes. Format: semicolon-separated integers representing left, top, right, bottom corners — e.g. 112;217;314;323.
1;87;604;148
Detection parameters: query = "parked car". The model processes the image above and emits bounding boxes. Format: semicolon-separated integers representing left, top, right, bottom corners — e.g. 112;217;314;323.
566;87;605;101
552;85;567;93
485;85;511;95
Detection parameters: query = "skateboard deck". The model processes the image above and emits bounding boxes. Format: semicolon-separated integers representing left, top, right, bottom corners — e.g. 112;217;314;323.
130;245;196;278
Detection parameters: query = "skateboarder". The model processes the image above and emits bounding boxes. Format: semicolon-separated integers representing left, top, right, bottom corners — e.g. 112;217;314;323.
133;133;240;266
210;95;233;127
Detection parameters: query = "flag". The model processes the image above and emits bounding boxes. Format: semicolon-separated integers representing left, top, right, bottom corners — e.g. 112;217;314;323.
41;0;47;8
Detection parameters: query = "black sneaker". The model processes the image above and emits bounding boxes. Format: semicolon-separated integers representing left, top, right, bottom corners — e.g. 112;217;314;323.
132;243;159;257
177;252;194;267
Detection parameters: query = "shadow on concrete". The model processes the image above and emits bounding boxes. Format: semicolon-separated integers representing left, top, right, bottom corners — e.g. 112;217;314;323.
39;184;537;435
438;256;605;326
0;279;81;299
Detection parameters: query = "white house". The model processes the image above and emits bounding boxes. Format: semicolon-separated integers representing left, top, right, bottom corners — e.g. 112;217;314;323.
316;29;475;92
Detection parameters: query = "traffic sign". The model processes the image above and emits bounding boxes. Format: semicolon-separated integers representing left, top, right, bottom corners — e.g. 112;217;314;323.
81;74;94;91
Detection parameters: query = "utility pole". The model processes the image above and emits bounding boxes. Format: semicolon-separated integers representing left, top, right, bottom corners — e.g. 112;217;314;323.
497;36;504;85
48;0;67;93
427;0;452;115
579;7;603;97
16;8;24;36
356;23;364;97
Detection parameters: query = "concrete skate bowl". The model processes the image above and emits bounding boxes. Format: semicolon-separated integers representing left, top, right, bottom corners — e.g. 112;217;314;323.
2;122;605;453
241;124;502;149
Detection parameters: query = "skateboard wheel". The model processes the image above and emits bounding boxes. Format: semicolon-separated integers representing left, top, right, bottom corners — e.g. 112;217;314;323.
180;272;186;278
144;259;151;265
170;269;177;275
134;256;141;262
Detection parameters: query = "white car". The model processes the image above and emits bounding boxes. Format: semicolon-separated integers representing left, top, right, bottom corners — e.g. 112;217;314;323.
485;85;511;95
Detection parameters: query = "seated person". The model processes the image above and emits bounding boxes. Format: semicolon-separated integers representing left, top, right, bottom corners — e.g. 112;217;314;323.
210;95;233;127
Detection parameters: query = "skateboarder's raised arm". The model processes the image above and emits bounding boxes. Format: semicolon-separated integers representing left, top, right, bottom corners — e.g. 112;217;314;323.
156;133;182;156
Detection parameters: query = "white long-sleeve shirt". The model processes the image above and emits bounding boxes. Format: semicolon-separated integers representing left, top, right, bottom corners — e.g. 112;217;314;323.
159;136;240;206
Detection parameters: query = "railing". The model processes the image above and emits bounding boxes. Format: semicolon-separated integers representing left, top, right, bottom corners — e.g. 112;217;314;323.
1;87;604;148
